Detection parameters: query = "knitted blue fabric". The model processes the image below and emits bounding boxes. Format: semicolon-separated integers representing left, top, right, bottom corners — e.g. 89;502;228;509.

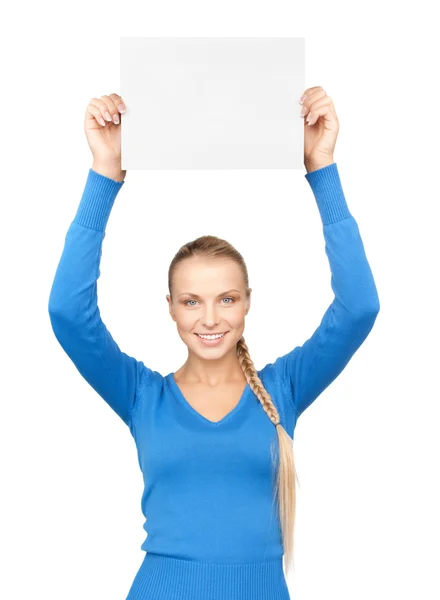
48;163;379;599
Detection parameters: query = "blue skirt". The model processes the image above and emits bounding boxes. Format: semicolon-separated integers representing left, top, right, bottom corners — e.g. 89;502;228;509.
125;553;291;600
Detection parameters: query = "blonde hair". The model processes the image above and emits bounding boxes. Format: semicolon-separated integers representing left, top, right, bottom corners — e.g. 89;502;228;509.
168;234;300;577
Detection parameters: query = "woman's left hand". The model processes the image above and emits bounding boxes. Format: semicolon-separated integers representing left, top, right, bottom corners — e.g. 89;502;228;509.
300;86;339;172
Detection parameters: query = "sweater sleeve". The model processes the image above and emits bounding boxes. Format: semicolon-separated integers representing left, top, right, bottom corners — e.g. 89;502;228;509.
48;168;149;429
272;163;380;420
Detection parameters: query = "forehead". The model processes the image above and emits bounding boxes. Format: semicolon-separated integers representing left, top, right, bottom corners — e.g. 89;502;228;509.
173;257;243;291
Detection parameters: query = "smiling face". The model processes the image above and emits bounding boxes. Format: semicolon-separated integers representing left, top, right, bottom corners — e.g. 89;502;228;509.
167;256;251;359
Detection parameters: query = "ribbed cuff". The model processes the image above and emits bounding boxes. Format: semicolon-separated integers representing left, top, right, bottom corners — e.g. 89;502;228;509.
305;162;351;225
73;168;125;231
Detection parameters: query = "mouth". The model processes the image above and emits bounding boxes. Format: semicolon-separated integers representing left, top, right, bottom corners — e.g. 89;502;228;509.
194;331;229;345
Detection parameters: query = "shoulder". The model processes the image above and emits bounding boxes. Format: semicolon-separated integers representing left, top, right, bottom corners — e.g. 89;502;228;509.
256;358;297;429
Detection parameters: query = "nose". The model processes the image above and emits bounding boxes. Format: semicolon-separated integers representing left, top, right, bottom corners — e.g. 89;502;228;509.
202;303;220;327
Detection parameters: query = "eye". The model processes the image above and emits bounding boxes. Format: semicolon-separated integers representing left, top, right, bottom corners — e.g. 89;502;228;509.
183;297;236;307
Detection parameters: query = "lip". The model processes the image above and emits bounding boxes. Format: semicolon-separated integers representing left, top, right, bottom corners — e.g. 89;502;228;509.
195;331;228;336
194;331;229;346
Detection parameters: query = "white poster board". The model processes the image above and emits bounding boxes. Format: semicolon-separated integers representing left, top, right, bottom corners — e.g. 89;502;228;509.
120;37;305;170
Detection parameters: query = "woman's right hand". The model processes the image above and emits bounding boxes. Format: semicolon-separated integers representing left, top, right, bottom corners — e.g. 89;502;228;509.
84;93;127;181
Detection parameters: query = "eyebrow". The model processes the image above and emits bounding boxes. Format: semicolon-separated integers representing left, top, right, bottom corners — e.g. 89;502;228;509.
178;289;241;298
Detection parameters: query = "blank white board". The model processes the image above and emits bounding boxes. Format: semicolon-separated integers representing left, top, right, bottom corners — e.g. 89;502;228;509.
120;37;305;170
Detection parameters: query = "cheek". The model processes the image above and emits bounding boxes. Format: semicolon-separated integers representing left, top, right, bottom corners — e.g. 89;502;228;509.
228;309;246;327
174;309;194;331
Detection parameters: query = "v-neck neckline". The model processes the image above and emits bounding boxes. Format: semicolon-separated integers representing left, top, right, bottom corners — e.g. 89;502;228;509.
167;372;251;427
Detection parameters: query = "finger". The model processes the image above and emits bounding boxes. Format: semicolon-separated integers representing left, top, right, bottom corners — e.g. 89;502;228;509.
103;93;126;120
301;88;326;111
299;86;324;104
86;102;107;127
100;95;122;124
300;89;326;119
93;95;121;125
88;97;115;125
109;93;126;114
309;97;338;125
305;100;336;126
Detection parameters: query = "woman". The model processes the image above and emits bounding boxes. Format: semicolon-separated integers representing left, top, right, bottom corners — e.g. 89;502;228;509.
48;87;380;600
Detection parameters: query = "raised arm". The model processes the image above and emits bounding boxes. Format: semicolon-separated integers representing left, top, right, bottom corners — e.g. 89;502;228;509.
48;168;148;429
273;162;380;420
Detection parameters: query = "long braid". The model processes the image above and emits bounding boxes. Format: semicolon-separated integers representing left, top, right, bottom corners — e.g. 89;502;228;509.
237;336;299;576
236;336;280;426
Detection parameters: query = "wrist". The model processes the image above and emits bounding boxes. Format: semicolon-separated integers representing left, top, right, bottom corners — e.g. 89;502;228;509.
304;156;334;174
92;160;126;183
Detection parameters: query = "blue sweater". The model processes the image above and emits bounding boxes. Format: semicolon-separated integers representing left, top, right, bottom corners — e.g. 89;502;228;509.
48;163;380;600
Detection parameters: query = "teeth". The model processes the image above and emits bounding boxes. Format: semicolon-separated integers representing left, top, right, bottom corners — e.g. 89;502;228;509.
198;333;225;340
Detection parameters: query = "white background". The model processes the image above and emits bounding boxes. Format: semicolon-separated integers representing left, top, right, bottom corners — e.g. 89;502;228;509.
2;1;439;599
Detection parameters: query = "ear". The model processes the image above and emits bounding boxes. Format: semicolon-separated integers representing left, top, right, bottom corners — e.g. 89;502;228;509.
166;295;176;322
245;288;252;315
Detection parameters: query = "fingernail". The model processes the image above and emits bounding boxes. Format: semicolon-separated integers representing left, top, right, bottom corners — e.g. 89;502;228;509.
299;94;307;104
118;104;126;113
